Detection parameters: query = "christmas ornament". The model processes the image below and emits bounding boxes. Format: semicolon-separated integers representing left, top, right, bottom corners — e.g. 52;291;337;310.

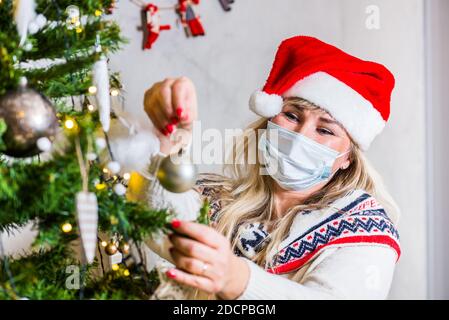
105;240;118;255
218;0;234;11
118;241;130;255
65;5;80;30
13;0;37;46
86;152;97;161
141;3;171;50
0;78;58;157
23;42;33;51
176;0;205;37
113;183;127;196
95;137;107;150
92;56;111;132
36;137;52;152
106;161;121;174
76;192;98;264
155;149;197;193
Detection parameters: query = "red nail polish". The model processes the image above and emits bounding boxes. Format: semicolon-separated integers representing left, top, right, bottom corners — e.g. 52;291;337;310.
166;269;176;279
166;123;174;133
171;116;179;125
171;219;181;228
161;127;169;136
176;107;183;118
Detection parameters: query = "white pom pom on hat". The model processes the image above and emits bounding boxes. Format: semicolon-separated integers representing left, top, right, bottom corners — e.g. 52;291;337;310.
249;90;284;118
249;35;395;151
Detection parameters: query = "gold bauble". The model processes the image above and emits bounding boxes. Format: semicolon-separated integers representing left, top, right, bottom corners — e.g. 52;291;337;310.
118;241;130;255
104;241;118;255
156;150;197;193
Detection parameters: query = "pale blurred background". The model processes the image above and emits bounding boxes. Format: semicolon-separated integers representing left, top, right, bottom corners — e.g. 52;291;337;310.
3;0;449;299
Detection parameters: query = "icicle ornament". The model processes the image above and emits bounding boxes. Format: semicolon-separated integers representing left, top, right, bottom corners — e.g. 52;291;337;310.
13;0;37;46
92;56;111;132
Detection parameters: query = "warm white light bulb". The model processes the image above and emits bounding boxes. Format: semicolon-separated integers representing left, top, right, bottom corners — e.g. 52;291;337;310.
110;88;119;97
65;119;74;129
88;86;97;94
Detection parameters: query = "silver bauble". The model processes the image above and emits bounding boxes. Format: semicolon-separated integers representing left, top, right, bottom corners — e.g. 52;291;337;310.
0;85;58;158
156;149;197;193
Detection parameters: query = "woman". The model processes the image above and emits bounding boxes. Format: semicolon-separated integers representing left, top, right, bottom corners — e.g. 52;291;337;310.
139;36;401;299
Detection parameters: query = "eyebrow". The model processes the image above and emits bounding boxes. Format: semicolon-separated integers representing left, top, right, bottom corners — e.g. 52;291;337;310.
318;117;341;126
288;104;344;128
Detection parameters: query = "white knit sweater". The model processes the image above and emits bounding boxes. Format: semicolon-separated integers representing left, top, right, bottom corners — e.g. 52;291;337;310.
107;115;401;300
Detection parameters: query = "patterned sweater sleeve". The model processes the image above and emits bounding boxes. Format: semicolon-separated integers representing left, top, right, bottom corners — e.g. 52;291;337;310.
237;244;397;300
236;190;401;300
192;173;227;222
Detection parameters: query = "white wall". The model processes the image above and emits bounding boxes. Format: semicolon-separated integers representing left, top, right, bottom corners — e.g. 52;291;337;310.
338;0;427;300
424;0;449;299
109;0;428;299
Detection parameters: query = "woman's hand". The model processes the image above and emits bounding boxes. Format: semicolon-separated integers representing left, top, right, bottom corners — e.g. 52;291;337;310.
143;77;198;154
165;219;250;300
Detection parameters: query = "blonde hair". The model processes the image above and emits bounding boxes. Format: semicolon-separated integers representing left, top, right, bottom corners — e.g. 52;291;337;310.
203;97;401;271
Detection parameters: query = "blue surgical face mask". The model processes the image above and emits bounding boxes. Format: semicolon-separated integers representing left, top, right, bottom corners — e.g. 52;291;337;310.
258;120;350;191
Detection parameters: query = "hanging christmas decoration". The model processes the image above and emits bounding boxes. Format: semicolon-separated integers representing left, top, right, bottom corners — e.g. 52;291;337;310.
92;55;111;132
218;0;234;12
118;241;130;255
13;0;37;46
95;137;107;151
141;3;171;50
0;78;58;158
176;0;205;37
76;191;98;264
113;183;127;196
106;160;121;174
153;148;197;193
65;5;81;30
36;137;52;152
105;240;118;255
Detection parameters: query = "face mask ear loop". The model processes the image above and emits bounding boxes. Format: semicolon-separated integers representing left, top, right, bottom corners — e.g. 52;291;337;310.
336;149;351;159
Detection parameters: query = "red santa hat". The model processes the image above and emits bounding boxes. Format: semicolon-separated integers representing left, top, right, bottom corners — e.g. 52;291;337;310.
249;35;395;150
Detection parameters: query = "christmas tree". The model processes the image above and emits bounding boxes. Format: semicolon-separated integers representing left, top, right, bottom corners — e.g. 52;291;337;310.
0;0;206;299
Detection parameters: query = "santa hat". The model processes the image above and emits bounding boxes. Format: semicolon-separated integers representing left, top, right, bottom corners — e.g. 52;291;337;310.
249;36;395;150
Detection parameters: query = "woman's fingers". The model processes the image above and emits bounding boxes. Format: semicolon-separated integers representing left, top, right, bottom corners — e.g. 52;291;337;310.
158;78;177;135
168;233;218;263
169;247;218;279
165;267;219;294
144;82;171;136
170;220;224;249
171;77;196;130
171;78;187;117
143;76;197;141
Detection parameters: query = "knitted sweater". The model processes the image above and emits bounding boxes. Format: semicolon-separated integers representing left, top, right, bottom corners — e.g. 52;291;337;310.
107;116;401;300
194;174;400;300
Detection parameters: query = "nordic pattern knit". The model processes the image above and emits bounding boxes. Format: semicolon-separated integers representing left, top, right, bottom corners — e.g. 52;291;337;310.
193;173;401;299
